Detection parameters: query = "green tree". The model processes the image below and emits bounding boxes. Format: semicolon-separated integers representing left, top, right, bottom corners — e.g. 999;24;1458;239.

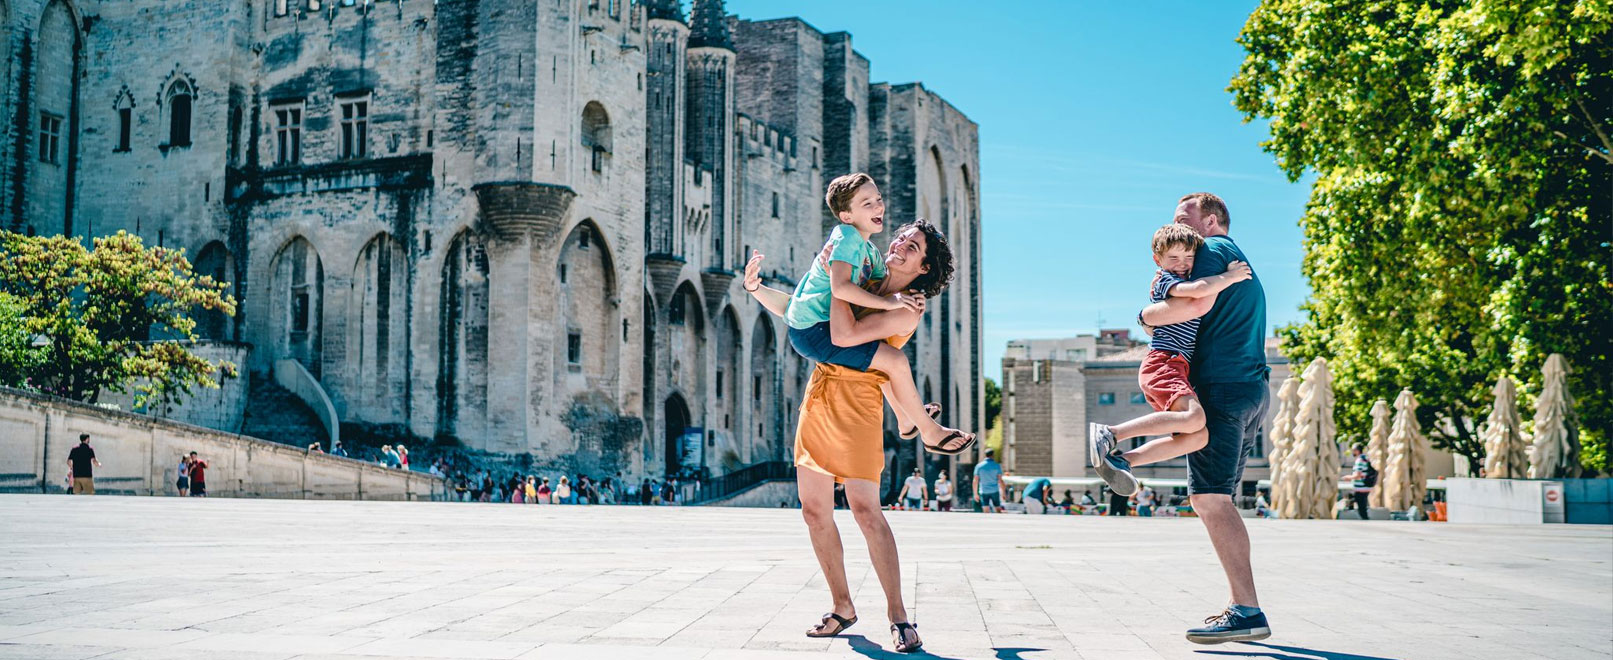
0;231;238;408
984;377;1002;429
1231;0;1612;472
0;292;43;387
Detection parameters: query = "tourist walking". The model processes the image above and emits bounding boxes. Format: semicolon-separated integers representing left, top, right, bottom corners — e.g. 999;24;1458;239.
67;434;101;495
745;218;955;654
1345;443;1376;520
187;452;209;497
1136;193;1272;643
1137;485;1158;517
899;468;928;510
934;472;954;511
175;455;191;496
973;449;1004;513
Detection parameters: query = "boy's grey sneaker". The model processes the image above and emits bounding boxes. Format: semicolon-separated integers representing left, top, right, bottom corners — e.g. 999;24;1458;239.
1088;423;1138;496
1186;607;1272;644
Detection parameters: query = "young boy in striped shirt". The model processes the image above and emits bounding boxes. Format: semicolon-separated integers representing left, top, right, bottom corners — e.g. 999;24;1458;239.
1089;224;1251;496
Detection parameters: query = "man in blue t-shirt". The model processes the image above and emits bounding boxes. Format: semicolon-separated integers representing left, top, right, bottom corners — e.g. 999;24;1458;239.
972;449;1004;513
1139;193;1271;645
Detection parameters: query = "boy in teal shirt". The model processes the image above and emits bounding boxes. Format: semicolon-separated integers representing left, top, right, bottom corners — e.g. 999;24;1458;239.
781;173;974;456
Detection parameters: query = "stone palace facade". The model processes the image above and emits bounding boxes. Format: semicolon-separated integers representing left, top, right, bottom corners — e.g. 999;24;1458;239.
0;0;982;480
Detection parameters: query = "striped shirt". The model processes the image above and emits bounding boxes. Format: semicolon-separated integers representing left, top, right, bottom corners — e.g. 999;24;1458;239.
1148;269;1199;359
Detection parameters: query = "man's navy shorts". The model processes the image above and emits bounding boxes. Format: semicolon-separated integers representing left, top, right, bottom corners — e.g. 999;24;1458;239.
1187;378;1270;496
787;321;878;371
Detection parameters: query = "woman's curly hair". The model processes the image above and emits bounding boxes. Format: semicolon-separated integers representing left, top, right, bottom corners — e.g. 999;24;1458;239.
903;219;956;298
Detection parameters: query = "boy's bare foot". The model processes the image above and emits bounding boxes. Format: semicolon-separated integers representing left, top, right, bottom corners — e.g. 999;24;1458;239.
1090;423;1138;496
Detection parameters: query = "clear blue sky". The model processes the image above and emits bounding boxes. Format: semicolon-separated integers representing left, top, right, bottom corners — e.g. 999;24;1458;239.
727;0;1313;378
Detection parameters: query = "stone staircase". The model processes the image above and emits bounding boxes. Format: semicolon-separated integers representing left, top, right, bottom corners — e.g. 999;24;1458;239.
242;373;329;448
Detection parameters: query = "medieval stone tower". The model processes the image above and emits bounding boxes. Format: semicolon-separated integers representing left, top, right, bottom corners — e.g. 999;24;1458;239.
0;0;982;492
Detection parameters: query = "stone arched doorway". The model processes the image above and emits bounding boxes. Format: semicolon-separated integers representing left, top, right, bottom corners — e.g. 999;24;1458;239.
664;393;691;477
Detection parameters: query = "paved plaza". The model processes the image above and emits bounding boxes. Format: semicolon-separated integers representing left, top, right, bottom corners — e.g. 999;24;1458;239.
0;495;1608;660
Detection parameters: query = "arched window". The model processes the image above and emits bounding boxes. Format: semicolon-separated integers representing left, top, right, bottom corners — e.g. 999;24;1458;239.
166;80;192;147
581;102;611;172
114;89;134;153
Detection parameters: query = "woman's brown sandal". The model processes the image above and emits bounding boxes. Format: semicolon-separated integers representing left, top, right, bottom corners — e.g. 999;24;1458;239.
891;622;923;653
925;430;977;456
806;612;857;638
899;403;943;440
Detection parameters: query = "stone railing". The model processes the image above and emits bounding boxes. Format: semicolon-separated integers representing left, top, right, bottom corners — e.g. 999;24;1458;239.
0;387;443;500
273;359;339;450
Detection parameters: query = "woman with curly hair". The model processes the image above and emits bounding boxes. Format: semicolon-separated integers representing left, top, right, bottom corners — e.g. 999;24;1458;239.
745;219;956;654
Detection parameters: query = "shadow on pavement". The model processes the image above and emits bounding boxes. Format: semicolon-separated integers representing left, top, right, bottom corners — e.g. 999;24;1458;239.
1195;641;1401;660
844;634;1046;659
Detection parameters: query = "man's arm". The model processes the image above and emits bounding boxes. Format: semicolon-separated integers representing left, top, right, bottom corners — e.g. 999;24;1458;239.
1167;260;1251;298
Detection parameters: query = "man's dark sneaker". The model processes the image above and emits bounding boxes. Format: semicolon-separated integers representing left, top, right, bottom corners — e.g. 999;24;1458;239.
1088;423;1138;496
1186;607;1272;644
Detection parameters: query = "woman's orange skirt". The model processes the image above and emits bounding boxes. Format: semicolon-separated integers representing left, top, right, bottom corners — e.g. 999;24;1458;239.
794;363;889;483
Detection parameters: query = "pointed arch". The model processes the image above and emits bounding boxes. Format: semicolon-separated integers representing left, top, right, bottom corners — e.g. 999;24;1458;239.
750;311;780;461
713;305;742;461
437;230;490;443
268;236;324;375
192;241;235;341
556;219;621;392
347;232;407;420
27;0;82;235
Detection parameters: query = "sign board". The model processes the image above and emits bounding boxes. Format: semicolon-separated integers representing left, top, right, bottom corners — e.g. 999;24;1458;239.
1541;481;1565;524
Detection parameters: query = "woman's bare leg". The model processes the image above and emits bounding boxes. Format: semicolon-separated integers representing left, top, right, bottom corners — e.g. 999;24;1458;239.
869;343;970;450
843;478;909;626
799;469;855;623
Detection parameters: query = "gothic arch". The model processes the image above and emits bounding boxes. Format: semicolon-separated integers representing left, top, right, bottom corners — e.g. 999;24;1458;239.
437;230;490;443
666;280;706;440
582;101;611;171
268;236;324;375
713;305;742;460
556;219;621;393
27;0;81;236
347;232;406;420
157;68;196;148
750;312;779;461
192;241;235;341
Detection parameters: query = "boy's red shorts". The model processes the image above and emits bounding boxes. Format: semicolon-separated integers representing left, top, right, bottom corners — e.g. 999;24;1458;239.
1140;349;1196;412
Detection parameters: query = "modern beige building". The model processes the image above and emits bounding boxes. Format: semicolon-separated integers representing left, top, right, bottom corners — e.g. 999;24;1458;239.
1001;335;1292;496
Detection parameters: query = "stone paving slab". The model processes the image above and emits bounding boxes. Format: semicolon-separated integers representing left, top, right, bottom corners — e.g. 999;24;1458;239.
0;495;1608;660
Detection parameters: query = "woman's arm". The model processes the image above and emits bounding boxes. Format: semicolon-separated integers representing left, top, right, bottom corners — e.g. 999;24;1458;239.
743;250;791;317
828;296;922;347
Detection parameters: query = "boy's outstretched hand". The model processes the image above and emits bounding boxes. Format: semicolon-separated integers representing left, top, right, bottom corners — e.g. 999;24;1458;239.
1224;260;1252;282
744;250;764;292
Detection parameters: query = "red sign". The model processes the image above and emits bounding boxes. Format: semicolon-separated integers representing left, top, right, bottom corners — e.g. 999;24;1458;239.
1545;489;1560;503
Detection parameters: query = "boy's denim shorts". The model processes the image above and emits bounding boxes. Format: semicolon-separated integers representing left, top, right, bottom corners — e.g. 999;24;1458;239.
787;322;878;372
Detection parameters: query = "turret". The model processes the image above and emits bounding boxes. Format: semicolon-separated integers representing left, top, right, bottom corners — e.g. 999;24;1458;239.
684;0;735;270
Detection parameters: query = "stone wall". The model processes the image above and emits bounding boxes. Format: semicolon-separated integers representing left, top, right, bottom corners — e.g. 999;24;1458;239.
0;387;442;500
96;341;251;433
2;1;983;489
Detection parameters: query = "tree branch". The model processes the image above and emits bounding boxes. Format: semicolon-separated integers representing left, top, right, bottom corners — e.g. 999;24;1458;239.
1568;96;1613;165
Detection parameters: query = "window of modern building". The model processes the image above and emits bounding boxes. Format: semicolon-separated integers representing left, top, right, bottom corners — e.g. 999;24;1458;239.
1098;392;1116;405
1130;392;1146;405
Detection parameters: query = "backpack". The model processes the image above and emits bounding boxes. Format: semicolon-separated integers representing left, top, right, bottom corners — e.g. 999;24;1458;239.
1362;459;1379;488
